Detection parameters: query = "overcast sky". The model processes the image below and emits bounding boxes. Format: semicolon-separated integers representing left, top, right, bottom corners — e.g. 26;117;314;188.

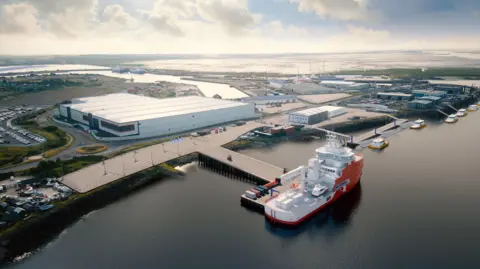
0;0;479;55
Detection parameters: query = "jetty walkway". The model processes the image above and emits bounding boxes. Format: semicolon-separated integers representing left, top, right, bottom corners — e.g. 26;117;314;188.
62;122;265;193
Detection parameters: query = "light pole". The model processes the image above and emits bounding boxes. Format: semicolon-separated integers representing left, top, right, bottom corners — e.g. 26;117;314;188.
102;161;107;176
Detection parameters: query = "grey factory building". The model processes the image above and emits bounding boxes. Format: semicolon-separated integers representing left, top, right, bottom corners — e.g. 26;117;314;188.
376;92;413;100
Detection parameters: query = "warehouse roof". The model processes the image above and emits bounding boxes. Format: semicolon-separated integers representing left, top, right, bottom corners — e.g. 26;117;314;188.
419;96;442;101
410;100;432;105
377;92;412;97
281;83;341;94
65;93;251;123
240;95;296;102
290;105;343;117
412;90;447;94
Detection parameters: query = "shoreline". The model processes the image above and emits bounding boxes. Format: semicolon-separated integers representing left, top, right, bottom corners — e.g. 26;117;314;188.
0;117;394;263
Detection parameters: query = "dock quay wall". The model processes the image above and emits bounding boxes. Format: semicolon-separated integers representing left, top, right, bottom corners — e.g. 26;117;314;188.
320;116;392;134
197;153;270;186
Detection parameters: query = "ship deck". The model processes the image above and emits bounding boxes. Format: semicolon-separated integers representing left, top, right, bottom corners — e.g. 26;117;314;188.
241;177;303;212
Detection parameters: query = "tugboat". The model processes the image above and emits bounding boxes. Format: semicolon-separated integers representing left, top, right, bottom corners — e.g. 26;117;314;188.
444;114;458;124
410;119;426;130
264;133;364;226
468;105;478;112
456;108;468;117
368;137;389;150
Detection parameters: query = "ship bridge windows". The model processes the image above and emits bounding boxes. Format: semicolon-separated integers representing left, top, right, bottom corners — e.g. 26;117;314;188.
318;152;354;163
321;166;337;174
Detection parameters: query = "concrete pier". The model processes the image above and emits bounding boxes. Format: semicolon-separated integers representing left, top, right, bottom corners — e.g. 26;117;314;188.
198;147;283;184
62;122;265;193
352;119;408;144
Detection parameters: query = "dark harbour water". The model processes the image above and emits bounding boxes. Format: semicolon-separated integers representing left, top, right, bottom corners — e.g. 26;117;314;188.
4;112;480;269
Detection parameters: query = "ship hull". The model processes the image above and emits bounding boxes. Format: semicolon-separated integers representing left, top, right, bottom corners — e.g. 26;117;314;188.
368;141;389;150
265;158;363;226
410;124;426;130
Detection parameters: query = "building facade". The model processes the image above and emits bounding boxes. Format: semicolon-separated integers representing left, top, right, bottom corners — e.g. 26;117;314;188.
288;106;345;125
240;95;297;105
412;90;447;98
59;93;256;139
419;96;442;105
408;100;434;109
376;92;413;100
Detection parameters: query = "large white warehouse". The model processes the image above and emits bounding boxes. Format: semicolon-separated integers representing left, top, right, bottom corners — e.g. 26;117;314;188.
288;106;346;125
59;93;256;139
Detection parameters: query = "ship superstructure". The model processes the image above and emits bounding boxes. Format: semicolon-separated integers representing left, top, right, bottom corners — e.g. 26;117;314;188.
264;133;363;226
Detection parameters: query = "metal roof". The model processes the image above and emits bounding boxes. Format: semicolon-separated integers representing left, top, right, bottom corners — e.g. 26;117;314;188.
410;100;432;105
412;90;446;94
65;93;251;123
240;95;296;101
419;96;442;101
377;92;412;97
290;105;343;117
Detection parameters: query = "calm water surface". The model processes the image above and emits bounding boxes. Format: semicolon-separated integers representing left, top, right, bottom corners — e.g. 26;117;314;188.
5;112;480;269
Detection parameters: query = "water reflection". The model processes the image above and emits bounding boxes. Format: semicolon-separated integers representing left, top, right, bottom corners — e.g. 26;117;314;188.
264;184;362;239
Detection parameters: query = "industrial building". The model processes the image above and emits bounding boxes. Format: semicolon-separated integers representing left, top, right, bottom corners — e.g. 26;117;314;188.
376;92;413;100
419;96;442;105
280;83;341;95
412;90;447;98
432;84;468;95
58;93;256;139
239;95;296;105
288;106;346;125
408;100;434;109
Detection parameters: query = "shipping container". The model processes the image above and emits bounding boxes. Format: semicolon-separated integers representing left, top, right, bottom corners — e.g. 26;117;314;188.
257;186;267;193
245;190;257;199
254;186;266;195
250;189;261;198
263;181;277;189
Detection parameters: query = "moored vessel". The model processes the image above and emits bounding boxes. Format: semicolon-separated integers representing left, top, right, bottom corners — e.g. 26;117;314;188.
368;137;389;150
444;114;458;124
456;108;467;117
410;119;426;130
264;133;364;226
468;105;478;112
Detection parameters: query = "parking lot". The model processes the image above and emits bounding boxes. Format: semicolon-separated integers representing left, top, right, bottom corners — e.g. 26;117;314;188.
0;105;48;146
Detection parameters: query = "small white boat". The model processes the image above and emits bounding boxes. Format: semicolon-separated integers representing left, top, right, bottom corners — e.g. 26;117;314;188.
445;114;458;124
368;137;389;150
410;119;426;129
311;184;328;197
468;105;478;112
456;108;468;117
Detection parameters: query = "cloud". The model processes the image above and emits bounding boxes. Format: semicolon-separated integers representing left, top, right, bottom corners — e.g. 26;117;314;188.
27;0;99;38
148;14;185;36
103;4;137;27
1;0;480;55
289;0;372;21
346;25;389;40
0;3;40;34
197;0;257;34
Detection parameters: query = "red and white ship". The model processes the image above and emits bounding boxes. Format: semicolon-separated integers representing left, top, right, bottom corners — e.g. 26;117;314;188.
264;133;364;226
